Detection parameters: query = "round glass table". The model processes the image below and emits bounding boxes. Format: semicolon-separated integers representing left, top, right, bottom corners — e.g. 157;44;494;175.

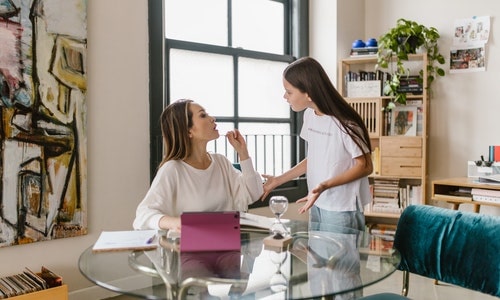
79;220;400;299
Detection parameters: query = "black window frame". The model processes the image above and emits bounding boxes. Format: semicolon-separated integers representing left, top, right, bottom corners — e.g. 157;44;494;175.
148;0;309;203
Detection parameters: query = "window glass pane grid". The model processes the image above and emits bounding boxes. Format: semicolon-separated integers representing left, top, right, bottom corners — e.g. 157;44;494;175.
165;0;228;46
232;0;285;54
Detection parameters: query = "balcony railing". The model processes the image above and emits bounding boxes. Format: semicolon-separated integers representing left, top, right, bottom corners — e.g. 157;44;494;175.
208;134;302;176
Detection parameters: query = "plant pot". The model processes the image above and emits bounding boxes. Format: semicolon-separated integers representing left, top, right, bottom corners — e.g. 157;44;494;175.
397;35;419;54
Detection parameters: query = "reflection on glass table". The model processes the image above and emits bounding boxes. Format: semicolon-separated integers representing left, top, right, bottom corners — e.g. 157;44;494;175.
79;221;400;299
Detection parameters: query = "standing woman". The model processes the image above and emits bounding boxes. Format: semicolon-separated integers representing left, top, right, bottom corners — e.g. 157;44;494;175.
261;57;373;231
133;99;263;231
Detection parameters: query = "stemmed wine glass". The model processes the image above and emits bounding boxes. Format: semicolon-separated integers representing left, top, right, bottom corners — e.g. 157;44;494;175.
269;196;289;237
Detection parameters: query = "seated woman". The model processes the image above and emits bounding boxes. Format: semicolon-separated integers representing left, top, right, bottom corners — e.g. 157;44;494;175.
133;99;263;231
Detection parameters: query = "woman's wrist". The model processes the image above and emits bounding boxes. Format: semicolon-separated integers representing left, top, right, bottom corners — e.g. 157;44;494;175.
319;181;329;191
238;151;250;161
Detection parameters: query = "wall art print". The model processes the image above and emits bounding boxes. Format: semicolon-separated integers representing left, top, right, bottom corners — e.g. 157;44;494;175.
0;0;87;247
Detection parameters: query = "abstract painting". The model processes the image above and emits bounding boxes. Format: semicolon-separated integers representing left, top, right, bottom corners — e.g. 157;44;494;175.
0;0;87;247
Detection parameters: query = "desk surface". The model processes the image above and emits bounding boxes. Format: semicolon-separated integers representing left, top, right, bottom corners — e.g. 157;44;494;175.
79;221;400;299
432;177;500;190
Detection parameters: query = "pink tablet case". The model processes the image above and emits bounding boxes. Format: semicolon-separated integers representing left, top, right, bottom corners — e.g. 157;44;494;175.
180;211;241;252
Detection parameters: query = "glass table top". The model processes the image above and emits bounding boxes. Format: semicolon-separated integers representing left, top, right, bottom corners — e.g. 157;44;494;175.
79;220;400;299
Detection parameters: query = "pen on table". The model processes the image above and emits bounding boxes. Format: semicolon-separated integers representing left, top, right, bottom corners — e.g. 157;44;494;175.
146;234;156;244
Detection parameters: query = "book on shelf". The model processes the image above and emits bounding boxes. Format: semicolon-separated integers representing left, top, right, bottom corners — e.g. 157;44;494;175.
488;145;500;162
373;196;399;204
471;187;500;197
448;187;472;197
371;203;402;214
371;147;380;175
350;47;378;56
472;194;500;204
369;181;421;213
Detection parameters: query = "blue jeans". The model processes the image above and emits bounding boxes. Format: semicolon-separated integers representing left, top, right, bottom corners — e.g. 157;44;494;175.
309;205;365;232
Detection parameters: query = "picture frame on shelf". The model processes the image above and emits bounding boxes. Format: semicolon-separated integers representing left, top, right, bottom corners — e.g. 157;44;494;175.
390;106;418;136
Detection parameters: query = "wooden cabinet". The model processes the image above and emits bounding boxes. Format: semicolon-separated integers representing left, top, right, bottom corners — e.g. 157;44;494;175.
380;137;422;177
338;54;429;224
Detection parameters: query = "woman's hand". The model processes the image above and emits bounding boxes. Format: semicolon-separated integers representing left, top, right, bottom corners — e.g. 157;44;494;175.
226;129;249;160
260;174;280;200
296;183;326;214
158;215;181;232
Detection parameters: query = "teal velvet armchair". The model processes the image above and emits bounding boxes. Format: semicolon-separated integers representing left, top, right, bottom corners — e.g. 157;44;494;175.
361;205;500;299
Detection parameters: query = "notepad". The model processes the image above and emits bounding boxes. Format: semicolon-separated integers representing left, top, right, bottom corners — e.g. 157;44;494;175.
92;230;158;252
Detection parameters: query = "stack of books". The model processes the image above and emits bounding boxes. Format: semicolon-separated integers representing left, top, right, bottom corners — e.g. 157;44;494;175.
371;178;402;214
399;184;422;207
350;47;378;57
397;75;423;94
471;188;500;204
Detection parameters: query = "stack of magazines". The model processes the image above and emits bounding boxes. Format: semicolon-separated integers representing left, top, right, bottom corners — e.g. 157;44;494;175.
0;266;62;298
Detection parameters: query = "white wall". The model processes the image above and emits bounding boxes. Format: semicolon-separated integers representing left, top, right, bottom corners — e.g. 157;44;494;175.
0;0;498;298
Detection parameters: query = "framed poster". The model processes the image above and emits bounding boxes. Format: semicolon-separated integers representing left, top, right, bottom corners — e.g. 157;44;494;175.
390;106;417;136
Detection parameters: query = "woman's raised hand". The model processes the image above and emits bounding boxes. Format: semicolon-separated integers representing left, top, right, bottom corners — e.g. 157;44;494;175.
226;129;249;160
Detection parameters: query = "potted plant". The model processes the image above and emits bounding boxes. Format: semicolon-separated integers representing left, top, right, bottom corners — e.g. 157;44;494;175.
377;18;446;109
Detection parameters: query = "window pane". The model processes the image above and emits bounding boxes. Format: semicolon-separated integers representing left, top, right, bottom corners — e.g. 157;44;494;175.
232;0;284;54
238;58;290;118
169;49;234;116
165;0;227;46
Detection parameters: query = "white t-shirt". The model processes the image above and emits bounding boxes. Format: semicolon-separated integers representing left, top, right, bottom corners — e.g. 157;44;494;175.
133;153;263;230
300;108;371;212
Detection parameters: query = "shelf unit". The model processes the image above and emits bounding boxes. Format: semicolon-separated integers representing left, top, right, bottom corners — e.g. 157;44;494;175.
432;177;500;212
338;54;429;224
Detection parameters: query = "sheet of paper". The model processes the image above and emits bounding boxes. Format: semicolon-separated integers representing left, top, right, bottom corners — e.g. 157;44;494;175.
92;230;158;252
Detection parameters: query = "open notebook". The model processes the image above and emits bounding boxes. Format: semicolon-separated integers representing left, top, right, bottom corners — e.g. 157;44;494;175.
180;211;241;252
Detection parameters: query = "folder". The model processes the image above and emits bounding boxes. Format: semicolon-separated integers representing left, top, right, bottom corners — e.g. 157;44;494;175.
180;211;240;252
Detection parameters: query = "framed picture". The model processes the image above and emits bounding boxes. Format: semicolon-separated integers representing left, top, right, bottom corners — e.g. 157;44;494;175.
390;106;418;136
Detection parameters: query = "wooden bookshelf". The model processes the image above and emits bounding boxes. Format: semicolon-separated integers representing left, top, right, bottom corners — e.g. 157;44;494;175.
339;54;429;225
431;177;500;212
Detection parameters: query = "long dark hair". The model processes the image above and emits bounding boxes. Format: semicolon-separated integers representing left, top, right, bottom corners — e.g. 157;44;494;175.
284;57;372;158
159;99;194;167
